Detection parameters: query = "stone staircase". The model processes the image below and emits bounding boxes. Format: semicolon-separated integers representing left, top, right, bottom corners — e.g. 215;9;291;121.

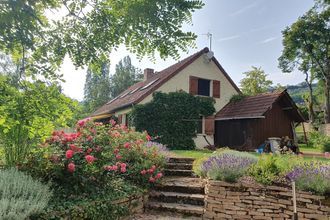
147;157;205;217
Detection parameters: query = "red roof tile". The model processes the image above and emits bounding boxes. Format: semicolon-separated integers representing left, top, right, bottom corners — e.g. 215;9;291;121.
91;47;240;117
215;90;305;122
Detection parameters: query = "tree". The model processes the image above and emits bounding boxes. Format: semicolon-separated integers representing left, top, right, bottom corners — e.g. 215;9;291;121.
0;0;204;80
0;75;79;166
83;62;111;113
240;66;273;95
278;1;330;122
131;91;215;149
111;56;143;97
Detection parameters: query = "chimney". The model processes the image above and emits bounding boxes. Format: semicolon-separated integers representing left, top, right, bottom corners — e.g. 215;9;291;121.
144;68;154;81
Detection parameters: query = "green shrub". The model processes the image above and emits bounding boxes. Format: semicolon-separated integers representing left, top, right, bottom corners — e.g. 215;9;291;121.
308;131;330;152
197;151;257;182
31;178;142;220
247;155;304;185
131;91;215;149
0;168;52;219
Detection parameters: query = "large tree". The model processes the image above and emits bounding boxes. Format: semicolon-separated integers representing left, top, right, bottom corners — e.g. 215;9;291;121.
240;66;273;95
83;62;111;113
278;1;330;122
111;56;143;97
0;0;204;79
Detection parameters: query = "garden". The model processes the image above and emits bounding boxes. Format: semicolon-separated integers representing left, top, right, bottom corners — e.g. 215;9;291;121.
0;118;169;219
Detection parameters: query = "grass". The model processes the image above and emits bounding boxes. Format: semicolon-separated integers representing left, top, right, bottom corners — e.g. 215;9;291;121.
171;149;329;162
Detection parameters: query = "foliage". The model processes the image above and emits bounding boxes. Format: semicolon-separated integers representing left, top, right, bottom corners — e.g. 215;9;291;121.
248;155;304;185
83;62;111;113
111;56;143;98
22;119;167;191
0;75;79;166
308;131;330;152
240;66;273;95
286;161;330;195
278;1;330;122
198;150;257;182
229;94;248;102
0;168;52;219
131;91;215;149
0;0;204;79
30;178;142;220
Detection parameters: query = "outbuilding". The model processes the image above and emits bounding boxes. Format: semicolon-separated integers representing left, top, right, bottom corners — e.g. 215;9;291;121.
214;90;305;151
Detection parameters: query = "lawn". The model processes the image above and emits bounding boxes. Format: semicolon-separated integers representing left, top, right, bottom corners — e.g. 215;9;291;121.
172;149;330;163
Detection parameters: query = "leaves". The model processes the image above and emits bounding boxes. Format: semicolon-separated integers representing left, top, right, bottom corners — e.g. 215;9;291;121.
240;66;273;95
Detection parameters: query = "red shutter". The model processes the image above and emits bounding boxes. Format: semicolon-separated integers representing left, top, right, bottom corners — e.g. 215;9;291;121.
204;116;215;135
213;80;220;98
189;76;198;95
117;114;122;124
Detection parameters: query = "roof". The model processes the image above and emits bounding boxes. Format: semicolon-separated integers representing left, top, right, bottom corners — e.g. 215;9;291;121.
215;90;305;122
91;47;240;117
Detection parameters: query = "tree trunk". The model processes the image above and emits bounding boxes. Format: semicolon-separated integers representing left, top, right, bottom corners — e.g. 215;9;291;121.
324;77;330;123
307;82;315;123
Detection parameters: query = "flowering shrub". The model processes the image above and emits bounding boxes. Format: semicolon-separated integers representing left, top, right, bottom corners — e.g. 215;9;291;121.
286;162;330;195
199;151;257;182
22;118;167;190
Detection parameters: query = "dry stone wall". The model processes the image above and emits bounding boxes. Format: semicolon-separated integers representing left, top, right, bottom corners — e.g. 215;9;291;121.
111;193;148;219
204;180;330;220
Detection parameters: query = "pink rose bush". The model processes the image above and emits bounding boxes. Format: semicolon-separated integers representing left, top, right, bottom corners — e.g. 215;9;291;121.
23;117;167;188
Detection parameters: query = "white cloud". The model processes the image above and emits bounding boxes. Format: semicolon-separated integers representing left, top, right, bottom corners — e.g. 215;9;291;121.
259;37;278;44
217;35;240;42
230;2;258;16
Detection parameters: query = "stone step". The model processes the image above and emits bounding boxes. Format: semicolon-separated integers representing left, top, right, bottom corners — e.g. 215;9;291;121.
168;157;195;164
164;169;194;177
165;163;193;170
155;177;205;194
146;202;204;216
149;191;205;206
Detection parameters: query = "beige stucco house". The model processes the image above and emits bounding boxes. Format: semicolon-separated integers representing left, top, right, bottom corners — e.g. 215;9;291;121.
91;47;240;149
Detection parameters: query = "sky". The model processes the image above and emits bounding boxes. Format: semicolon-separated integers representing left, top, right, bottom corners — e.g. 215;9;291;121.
58;0;315;101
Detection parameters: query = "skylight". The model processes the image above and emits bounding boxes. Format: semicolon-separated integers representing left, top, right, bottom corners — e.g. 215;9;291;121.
106;97;118;105
129;87;141;94
140;78;159;90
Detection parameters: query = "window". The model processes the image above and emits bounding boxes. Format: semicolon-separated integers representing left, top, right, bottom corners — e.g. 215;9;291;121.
198;78;210;96
140;78;159;90
197;116;204;134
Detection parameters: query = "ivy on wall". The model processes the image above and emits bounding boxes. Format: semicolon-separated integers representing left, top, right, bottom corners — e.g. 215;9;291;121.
131;91;215;149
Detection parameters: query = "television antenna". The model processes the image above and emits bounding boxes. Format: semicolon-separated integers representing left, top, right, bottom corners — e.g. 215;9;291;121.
202;32;213;51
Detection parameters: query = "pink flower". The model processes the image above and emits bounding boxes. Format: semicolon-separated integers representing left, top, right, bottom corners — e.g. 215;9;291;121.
147;168;154;174
120;163;127;168
87;136;93;141
112;165;118;171
120;167;127;173
86;148;93;154
146;134;151;141
149;177;155;183
116;154;122;160
110;119;116;126
69;144;81;152
124;142;131;149
85;155;95;164
155;172;163;179
151;165;156;170
140;170;147;175
68;162;75;173
65;150;74;159
114;148;119;154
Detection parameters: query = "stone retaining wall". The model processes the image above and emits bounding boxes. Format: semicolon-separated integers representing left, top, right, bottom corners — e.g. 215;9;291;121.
204;180;330;220
112;193;148;219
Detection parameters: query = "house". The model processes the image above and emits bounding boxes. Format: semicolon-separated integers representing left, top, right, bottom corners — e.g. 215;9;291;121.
214;90;305;151
91;47;240;148
91;47;304;150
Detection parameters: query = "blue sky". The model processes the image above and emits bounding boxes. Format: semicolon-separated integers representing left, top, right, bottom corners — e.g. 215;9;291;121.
60;0;315;101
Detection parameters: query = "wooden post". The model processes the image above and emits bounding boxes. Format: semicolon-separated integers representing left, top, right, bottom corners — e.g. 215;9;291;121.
292;181;298;220
302;123;308;144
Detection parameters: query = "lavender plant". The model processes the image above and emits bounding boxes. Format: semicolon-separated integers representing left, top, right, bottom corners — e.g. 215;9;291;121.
286;162;330;195
199;151;257;182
